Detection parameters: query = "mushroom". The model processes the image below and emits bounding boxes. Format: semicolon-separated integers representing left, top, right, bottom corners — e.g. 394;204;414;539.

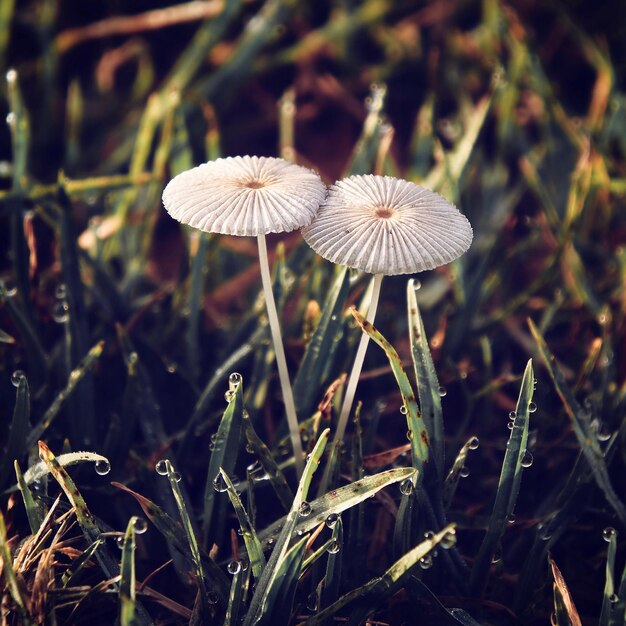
162;155;326;477
302;174;472;444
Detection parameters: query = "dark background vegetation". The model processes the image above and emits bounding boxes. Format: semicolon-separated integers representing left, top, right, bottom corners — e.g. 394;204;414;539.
1;0;626;624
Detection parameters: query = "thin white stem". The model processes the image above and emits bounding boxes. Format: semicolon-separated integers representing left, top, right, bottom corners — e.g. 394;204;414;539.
333;273;384;444
257;234;305;478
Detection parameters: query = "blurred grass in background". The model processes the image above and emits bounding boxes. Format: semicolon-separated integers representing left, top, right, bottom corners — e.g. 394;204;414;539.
1;0;626;624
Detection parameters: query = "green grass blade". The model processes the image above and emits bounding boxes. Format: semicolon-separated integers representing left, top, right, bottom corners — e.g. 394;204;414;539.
350;307;429;476
202;378;244;546
259;467;414;546
443;437;475;510
292;266;350;419
0;374;30;487
119;518;138;626
320;517;343;616
470;359;534;595
14;461;43;533
600;528;617;626
256;535;308;626
529;319;626;525
393;487;416;558
27;340;105;446
219;468;266;579
407;279;444;478
550;557;582;626
301;524;456;625
165;460;212;618
61;538;104;587
242;408;294;512
19;451;110;488
245;429;330;626
224;567;244;626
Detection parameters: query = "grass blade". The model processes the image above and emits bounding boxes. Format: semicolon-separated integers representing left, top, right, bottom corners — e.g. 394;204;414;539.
600;528;617;626
350;307;429;476
470;359;534;595
61;539;104;587
443;437;475;510
224;567;244;626
320;517;343;616
550;556;582;626
16;451;110;489
219;468;266;579
202;378;244;546
14;461;43;534
0;373;30;488
407;279;444;479
529;319;626;525
119;518;138;626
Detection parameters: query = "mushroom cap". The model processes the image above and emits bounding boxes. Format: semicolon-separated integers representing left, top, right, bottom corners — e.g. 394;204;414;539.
162;156;326;236
301;175;473;275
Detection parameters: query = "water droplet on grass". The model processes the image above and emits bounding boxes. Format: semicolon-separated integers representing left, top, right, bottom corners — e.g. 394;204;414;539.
299;502;312;517
521;451;534;467
11;370;25;387
227;560;241;575
94;460;111;475
325;513;339;528
438;386;447;397
468;436;479;450
207;591;219;605
224;390;235;403
399;478;414;495
212;474;227;492
228;372;242;390
528;402;537;413
133;518;148;534
441;529;456;549
460;467;470;478
55;284;67;299
155;460;168;475
327;540;340;554
400;405;408;415
509;411;516;420
423;531;434;540
603;527;617;542
419;555;433;569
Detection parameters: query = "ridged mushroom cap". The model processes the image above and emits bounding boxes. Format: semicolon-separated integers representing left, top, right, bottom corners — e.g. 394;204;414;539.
162;156;326;236
302;175;473;275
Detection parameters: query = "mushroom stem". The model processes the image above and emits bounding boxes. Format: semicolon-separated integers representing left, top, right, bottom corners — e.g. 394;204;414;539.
256;234;305;478
333;272;384;444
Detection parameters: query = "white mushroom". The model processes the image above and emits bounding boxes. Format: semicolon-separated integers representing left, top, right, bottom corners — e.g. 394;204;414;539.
163;156;327;477
302;174;472;444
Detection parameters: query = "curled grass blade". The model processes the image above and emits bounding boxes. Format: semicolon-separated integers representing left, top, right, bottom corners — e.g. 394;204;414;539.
407;279;444;478
550;556;582;626
27;340;105;446
14;461;43;534
219;468;266;579
119;518;138;626
299;524;456;625
259;467;415;546
17;451;110;489
292;266;350;419
0;374;30;488
470;359;534;595
202;379;244;546
244;428;330;626
529;319;626;525
350;307;429;475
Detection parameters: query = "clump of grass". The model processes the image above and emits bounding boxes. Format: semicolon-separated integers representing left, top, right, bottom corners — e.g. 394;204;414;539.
2;1;626;624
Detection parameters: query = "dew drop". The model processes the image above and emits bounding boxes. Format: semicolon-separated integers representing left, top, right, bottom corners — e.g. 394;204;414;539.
538;524;552;541
491;549;502;564
245;442;255;454
419;555;433;569
423;531;435;540
520;451;534;468
306;591;318;612
507;513;516;524
208;442;215;452
207;591;219;605
441;529;457;549
399;478;414;495
52;301;69;323
326;540;340;554
116;536;124;549
55;284;67;299
468;436;479;450
413;280;422;291
171;471;182;483
406;430;413;441
299;501;312;517
212;474;228;493
224;390;235;403
155;460;168;476
10;369;26;387
133;517;148;534
325;513;339;528
460;466;470;478
610;593;619;605
528;402;537;413
508;411;516;420
227;560;242;575
267;537;275;546
507;422;514;430
228;372;242;390
399;405;408;415
94;460;111;475
603;527;617;542
438;386;447;397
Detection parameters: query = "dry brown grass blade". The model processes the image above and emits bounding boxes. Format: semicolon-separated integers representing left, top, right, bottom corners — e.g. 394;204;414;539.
550;555;583;626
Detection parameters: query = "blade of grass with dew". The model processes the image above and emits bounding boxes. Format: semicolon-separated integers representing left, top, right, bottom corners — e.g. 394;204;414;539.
165;459;212;619
346;404;365;582
393;487;417;559
202;379;243;546
0;374;29;488
529;319;626;525
14;461;43;533
225;568;244;626
244;429;330;626
550;556;582;626
27;341;105;446
299;524;456;626
292;266;350;419
219;468;265;579
256;535;308;626
258;467;414;547
470;359;534;595
610;553;626;626
17;451;110;488
37;441;119;580
119;518;139;626
407;279;444;479
302;538;335;574
443;437;475;510
350;308;429;475
61;539;104;587
242;408;293;512
320;516;343;617
0;508;32;625
600;528;617;626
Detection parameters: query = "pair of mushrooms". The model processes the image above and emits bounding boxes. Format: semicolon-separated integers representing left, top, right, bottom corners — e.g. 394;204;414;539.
162;156;472;477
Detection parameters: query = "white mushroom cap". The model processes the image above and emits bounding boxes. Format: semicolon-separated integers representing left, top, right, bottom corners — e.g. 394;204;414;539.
162;156;326;236
301;175;473;275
